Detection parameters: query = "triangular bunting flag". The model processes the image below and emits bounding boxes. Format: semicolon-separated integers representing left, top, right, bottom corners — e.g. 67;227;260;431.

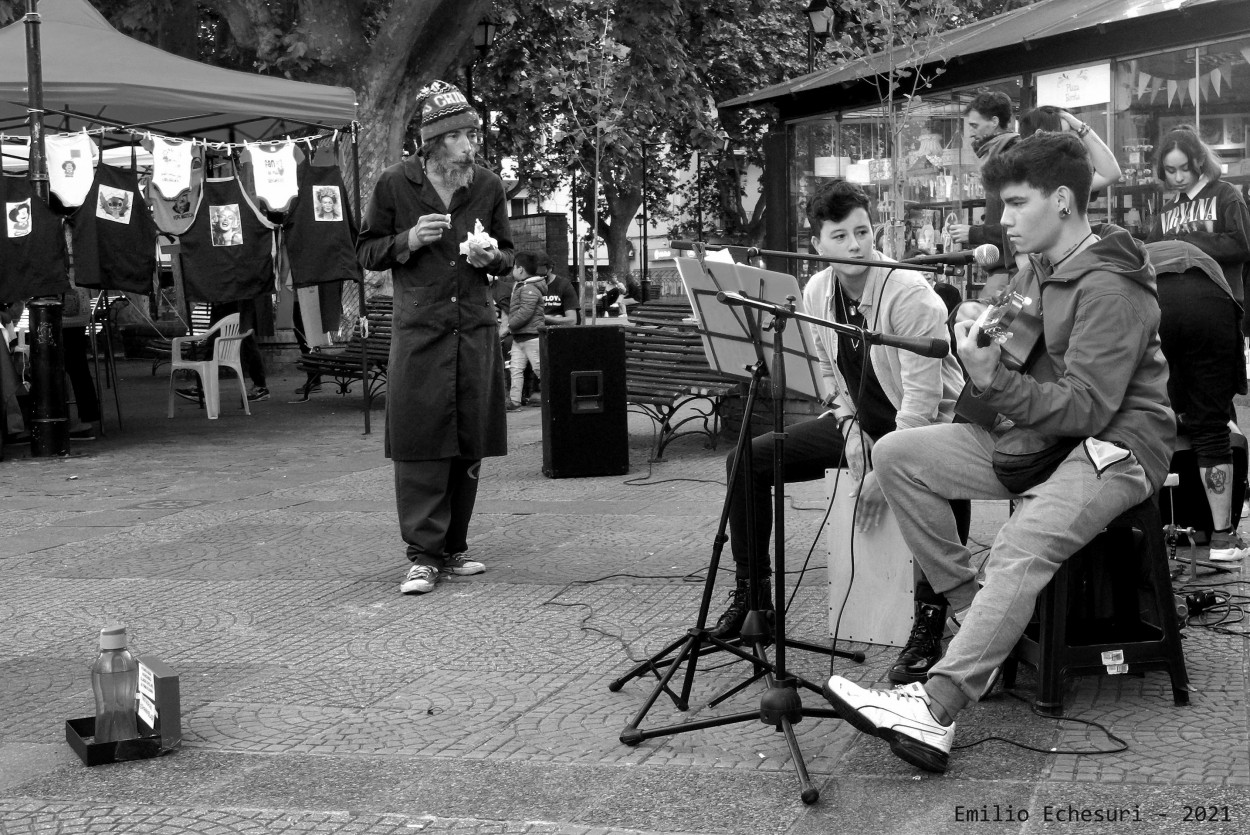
1188;78;1199;105
1137;71;1151;100
1149;76;1164;104
1167;79;1178;105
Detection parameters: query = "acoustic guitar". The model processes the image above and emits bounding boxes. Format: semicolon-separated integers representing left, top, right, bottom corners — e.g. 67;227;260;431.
954;285;1045;426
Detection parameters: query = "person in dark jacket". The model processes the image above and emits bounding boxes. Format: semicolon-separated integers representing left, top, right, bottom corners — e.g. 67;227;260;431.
1146;239;1247;561
356;80;514;596
506;251;546;410
825;132;1174;773
946;91;1018;286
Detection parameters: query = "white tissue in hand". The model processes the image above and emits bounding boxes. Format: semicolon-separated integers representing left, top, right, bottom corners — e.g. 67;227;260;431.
459;219;497;256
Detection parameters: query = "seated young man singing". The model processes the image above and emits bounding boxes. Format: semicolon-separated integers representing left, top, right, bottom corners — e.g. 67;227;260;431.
716;180;967;688
823;132;1175;773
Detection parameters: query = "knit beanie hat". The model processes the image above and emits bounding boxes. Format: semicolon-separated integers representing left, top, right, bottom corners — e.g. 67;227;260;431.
417;80;481;143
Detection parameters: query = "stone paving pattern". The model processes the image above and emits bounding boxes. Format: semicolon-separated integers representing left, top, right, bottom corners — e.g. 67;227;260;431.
0;362;1246;834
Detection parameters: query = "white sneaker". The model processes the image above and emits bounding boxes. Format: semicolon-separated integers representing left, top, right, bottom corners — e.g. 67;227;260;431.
1208;530;1249;563
400;564;440;594
443;553;485;576
823;677;954;773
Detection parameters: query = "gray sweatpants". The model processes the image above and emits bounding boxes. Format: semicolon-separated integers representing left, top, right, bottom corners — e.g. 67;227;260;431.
872;423;1153;720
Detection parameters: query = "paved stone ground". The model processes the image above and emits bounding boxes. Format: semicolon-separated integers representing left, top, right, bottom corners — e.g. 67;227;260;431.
0;360;1246;834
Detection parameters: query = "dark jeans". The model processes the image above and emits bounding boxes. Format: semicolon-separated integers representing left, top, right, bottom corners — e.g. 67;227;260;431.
725;415;970;600
394;457;481;568
61;326;100;423
208;301;266;389
291;295;321;386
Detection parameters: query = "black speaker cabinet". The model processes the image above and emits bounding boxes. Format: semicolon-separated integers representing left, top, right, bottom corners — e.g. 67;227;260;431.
539;326;629;478
1160;430;1247;539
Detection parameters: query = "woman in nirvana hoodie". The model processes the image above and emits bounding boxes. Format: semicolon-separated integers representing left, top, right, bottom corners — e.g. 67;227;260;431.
1147;126;1250;327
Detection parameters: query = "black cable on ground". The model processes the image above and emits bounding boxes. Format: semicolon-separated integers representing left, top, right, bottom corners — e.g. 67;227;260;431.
953;690;1129;756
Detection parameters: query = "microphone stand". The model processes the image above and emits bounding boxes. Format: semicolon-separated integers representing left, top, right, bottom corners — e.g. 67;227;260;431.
613;285;948;804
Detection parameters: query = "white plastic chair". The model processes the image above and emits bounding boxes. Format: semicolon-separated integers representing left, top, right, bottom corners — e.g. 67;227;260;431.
166;313;252;419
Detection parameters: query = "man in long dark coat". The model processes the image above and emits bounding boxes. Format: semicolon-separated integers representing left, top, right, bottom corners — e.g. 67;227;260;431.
357;80;514;595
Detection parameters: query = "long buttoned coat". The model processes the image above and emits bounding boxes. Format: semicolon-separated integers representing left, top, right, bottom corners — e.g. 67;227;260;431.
356;157;514;461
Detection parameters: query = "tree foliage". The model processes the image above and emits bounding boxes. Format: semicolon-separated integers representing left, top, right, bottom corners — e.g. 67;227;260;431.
480;0;813;279
0;0;1016;280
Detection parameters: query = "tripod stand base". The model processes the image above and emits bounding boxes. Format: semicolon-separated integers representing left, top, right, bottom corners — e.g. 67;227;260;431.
619;671;841;805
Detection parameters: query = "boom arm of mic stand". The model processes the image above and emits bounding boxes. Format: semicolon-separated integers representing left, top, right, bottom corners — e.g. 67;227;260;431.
669;241;950;274
716;291;950;359
743;246;951;275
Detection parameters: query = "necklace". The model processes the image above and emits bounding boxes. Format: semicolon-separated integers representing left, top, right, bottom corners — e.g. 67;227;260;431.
1049;232;1096;270
836;282;861;321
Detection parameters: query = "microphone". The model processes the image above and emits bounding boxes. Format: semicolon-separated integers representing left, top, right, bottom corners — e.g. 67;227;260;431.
901;250;977;266
901;243;1001;269
873;332;950;359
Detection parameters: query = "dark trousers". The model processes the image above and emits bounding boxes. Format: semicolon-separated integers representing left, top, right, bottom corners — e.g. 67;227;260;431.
61;326;100;423
1158;273;1242;466
394;457;481;568
208;301;267;388
291;295;321;386
726;415;969;601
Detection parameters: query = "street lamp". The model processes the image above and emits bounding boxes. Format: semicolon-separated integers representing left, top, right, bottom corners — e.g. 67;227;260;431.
465;17;499;158
473;17;499;57
804;0;835;73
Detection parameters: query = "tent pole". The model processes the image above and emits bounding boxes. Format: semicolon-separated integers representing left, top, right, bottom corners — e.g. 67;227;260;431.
23;0;48;201
350;121;370;435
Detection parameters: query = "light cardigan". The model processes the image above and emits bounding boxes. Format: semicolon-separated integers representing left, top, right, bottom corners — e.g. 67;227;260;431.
802;253;965;430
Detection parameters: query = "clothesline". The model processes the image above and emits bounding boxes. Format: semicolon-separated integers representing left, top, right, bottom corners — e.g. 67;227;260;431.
0;122;347;152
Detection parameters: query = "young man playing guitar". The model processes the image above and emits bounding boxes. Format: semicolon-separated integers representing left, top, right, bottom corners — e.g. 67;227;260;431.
822;132;1175;773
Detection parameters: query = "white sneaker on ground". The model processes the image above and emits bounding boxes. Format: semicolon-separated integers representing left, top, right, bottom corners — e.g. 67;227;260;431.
443;553;485;576
400;564;440;594
1208;530;1249;562
823;677;954;773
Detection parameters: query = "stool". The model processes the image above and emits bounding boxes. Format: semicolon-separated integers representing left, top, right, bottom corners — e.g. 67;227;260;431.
1001;497;1189;716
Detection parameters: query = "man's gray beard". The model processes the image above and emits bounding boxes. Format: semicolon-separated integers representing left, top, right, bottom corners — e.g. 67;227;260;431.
430;153;474;191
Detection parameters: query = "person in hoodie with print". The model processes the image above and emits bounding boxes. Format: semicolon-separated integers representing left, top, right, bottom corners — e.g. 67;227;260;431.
506;251;547;411
1147;126;1250;331
823;132;1174;774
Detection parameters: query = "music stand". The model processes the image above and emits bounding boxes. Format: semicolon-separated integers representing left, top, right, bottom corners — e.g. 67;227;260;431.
611;248;862;804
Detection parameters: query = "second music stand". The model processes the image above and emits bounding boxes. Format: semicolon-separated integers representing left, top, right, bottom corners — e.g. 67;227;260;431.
612;249;864;804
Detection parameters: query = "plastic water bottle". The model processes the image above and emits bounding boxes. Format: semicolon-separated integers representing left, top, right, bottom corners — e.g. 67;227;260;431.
91;625;138;743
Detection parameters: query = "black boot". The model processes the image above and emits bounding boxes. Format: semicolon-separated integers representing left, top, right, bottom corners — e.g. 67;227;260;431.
888;601;946;684
710;579;770;640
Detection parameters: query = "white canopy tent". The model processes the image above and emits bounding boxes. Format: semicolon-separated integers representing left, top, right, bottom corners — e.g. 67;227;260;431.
0;0;357;141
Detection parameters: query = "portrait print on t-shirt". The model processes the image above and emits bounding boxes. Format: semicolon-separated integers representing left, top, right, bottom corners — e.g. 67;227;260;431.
5;200;32;238
210;204;244;247
96;185;134;224
313;185;343;222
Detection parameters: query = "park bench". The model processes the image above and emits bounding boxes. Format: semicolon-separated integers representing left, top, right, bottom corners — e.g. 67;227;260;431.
296;295;392;409
623;297;740;461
